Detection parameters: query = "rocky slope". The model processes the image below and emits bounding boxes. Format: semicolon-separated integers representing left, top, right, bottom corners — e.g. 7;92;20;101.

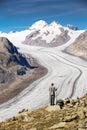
0;37;31;84
66;30;87;60
0;93;87;130
0;37;47;104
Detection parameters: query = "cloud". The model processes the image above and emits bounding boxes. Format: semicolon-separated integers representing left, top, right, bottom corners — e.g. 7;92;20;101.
1;0;87;20
7;1;63;14
40;8;87;19
7;0;75;15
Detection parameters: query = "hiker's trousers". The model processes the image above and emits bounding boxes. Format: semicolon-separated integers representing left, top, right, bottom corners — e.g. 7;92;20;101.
50;95;55;105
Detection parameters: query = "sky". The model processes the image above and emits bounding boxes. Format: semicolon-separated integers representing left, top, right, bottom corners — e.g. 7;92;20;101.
0;0;87;32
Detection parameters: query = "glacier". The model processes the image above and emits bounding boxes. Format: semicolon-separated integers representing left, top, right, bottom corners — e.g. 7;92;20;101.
0;20;86;121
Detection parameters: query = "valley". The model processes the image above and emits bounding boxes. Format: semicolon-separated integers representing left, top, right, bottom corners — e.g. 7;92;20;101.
0;21;87;122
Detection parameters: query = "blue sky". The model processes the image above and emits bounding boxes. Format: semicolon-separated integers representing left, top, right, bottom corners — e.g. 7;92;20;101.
0;0;87;32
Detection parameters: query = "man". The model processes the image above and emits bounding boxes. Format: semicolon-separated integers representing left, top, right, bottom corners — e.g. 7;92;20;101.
49;83;57;105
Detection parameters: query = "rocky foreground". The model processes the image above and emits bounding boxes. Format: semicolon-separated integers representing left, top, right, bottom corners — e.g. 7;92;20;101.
0;94;87;130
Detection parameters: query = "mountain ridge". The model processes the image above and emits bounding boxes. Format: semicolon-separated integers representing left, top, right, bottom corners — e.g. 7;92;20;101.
0;20;84;47
0;20;80;33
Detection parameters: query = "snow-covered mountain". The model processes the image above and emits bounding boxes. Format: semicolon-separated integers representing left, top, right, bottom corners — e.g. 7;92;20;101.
24;21;71;47
0;20;83;47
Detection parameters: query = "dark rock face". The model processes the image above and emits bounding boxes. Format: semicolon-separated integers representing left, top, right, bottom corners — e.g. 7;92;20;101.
7;54;31;68
17;67;27;75
67;24;79;31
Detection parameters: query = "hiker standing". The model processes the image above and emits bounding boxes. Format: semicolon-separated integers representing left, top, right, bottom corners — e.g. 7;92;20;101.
49;83;57;105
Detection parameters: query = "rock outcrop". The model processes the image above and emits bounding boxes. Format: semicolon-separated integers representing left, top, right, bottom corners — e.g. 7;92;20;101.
0;37;31;68
67;24;79;31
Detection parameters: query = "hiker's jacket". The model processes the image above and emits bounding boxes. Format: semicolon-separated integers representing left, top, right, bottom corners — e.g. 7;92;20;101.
49;86;57;96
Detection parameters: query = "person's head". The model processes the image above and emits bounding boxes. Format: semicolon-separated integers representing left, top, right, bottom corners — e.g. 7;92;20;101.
51;83;54;86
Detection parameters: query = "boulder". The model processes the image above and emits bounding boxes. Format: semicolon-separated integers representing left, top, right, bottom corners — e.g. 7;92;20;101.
56;99;64;109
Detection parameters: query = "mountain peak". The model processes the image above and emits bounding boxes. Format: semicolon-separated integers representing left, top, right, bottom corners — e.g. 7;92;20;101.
0;37;31;68
50;21;61;27
66;24;79;31
29;20;47;30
